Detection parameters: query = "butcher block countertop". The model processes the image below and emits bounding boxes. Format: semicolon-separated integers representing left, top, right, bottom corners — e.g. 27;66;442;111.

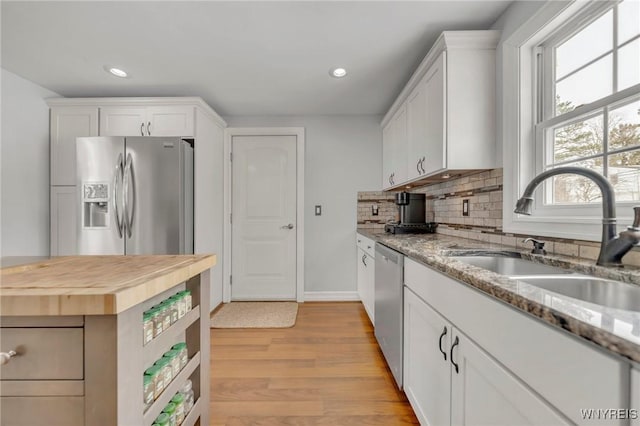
0;254;216;316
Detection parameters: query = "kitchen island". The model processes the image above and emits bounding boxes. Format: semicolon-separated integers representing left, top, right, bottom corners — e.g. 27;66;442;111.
0;254;215;426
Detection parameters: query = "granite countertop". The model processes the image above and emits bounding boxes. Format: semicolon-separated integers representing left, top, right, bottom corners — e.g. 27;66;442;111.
0;255;216;316
357;229;640;364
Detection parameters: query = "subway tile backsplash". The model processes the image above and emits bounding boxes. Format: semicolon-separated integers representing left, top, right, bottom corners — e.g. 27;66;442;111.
357;168;640;267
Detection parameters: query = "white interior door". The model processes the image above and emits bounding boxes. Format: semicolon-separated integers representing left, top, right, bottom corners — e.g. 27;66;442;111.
231;135;297;300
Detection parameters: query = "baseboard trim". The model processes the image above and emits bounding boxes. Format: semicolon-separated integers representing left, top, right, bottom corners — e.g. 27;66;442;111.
303;291;360;302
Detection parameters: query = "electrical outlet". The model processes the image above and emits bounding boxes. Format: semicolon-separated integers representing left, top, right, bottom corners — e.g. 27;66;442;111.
462;199;469;216
372;204;379;216
315;205;322;216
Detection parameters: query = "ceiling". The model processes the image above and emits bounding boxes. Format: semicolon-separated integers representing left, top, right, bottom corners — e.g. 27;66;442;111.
1;1;512;116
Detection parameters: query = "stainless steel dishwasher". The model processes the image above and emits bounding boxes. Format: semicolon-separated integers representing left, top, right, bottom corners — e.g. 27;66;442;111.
374;243;404;388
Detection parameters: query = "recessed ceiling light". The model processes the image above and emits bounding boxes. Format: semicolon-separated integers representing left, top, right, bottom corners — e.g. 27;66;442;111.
104;66;128;78
330;67;347;78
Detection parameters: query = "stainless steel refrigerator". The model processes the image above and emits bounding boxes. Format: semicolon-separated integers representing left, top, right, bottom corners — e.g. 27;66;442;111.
76;137;194;255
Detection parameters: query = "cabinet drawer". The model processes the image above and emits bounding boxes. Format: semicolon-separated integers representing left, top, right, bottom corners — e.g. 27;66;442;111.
0;328;83;380
356;233;375;257
0;396;84;426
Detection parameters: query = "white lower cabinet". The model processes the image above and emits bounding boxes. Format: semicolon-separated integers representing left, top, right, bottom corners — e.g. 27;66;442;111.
404;287;567;426
356;234;375;324
450;325;569;426
404;287;451;426
404;258;630;426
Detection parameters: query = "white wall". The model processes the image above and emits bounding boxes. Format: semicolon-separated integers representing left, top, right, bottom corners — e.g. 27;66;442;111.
491;1;551;167
224;115;382;295
1;69;59;256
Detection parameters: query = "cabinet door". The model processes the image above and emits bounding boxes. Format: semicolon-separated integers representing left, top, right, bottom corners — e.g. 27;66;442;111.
363;253;375;324
390;105;408;185
50;187;77;256
50;106;99;186
450;330;570;426
147;106;194;136
423;52;446;175
403;287;451;426
406;80;428;180
382;123;393;189
99;107;147;136
357;247;367;309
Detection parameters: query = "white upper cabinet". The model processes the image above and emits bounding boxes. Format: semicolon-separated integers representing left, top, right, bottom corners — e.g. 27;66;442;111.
423;52;446;176
382;105;408;189
50;106;99;186
406;77;428;181
99;107;147;136
381;31;499;190
100;105;194;137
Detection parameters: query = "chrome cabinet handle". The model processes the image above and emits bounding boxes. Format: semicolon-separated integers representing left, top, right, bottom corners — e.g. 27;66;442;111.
113;153;124;238
0;350;17;365
362;254;367;267
450;336;460;374
123;153;135;238
416;159;421;174
281;223;294;230
420;157;426;174
438;326;448;361
140;122;145;136
147;121;151;136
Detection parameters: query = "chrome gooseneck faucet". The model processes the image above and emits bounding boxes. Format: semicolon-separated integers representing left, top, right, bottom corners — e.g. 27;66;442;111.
514;166;640;266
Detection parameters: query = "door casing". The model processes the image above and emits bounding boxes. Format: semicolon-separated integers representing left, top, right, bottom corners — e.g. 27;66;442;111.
223;127;305;303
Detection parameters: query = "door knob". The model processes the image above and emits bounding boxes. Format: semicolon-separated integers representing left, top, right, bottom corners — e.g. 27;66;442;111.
0;350;17;365
281;224;294;229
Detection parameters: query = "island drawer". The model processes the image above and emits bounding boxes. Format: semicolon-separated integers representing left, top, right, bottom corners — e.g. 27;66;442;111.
0;396;83;426
0;328;83;380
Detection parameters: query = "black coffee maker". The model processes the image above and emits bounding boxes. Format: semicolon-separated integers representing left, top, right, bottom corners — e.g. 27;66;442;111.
385;192;438;234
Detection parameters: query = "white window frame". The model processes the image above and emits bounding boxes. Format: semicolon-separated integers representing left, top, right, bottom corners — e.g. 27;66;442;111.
503;0;640;241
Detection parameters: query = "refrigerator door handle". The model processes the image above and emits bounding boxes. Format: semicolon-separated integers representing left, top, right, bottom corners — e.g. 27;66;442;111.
123;153;136;238
113;153;124;238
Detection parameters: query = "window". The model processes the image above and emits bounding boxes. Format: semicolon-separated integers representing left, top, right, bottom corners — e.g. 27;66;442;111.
536;0;640;207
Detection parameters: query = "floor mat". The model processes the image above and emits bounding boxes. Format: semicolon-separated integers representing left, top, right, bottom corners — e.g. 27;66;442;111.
210;302;298;328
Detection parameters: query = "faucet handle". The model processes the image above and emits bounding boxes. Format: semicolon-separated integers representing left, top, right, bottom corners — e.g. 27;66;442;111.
631;207;640;230
523;238;546;255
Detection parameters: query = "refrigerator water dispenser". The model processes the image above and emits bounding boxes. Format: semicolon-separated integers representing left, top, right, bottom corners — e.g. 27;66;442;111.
83;183;110;228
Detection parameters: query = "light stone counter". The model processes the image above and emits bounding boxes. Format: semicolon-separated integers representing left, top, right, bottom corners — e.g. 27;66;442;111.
359;229;640;363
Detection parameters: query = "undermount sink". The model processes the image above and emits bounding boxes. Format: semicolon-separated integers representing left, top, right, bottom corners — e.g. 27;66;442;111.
517;275;640;312
450;252;640;311
453;255;573;277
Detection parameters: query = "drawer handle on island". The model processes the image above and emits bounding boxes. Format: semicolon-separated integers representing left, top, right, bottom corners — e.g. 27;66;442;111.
450;336;460;374
147;121;152;136
438;326;448;361
0;350;17;365
140;122;145;136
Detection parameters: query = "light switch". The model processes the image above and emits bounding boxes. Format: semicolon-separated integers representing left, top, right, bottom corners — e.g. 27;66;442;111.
315;205;322;216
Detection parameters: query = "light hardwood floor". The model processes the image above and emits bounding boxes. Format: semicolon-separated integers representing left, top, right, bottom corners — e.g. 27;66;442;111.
210;302;419;425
